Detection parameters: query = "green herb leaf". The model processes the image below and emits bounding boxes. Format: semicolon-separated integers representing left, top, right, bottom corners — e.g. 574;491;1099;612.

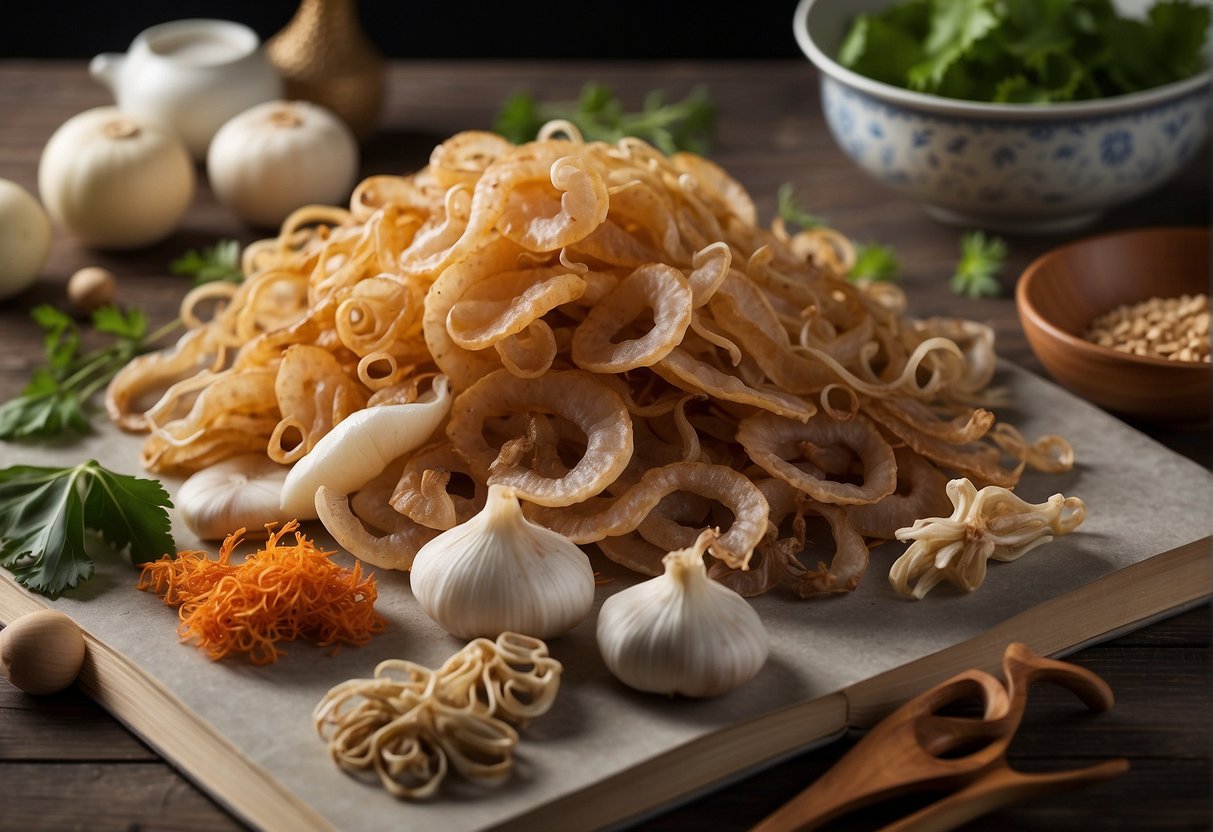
836;0;1210;102
777;183;826;231
0;306;176;441
950;230;1008;298
0;461;173;598
170;239;244;285
850;243;901;283
493;84;717;155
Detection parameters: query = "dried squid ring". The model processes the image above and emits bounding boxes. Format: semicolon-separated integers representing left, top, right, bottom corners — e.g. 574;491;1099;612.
782;500;870;597
429;130;515;189
446;369;633;507
525;461;768;568
447;270;585;350
842;446;953;539
737;411;897;506
494;321;558;378
316;485;439;572
571;263;693;372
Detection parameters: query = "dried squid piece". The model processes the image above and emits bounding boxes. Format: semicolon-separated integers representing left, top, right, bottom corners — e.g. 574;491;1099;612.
654;347;816;422
989;423;1075;473
422;237;529;389
446;369;633;507
871;398;996;445
604;178;686;260
910;317;997;398
567;217;662;268
571;263;693;372
447;270;585;350
737;411;897;506
889;478;1087;599
525;462;768;569
428;129;515;189
268;345;369;465
106;327;225;432
336;273;425;357
708;478;806;597
316;485;439;571
499;153;609;251
670;151;758;226
842;446;953;539
782;499;871;597
350;174;443;221
495;321;558;378
865;403;1024;489
389;441;487;531
686;242;732;308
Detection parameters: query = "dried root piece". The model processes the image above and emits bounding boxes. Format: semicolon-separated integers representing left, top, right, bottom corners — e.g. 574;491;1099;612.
889;478;1087;599
314;632;562;799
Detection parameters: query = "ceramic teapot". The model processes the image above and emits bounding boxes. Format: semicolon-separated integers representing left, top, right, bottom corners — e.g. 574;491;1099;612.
90;19;283;159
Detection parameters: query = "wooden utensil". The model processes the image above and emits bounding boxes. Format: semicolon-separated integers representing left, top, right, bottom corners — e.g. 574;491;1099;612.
751;642;1130;832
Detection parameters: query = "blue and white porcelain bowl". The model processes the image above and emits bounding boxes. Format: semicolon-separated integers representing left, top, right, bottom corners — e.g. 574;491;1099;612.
793;0;1212;234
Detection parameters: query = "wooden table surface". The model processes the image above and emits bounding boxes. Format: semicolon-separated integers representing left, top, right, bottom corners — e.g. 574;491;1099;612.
0;59;1209;832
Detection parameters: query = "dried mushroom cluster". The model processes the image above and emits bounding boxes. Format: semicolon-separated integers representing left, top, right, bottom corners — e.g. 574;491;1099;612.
107;123;1073;597
313;631;561;798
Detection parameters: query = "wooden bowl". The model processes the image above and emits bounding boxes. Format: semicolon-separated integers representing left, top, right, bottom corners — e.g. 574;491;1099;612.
1016;227;1211;425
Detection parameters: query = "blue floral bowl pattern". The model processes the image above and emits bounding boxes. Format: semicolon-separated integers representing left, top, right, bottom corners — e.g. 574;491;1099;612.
795;0;1213;234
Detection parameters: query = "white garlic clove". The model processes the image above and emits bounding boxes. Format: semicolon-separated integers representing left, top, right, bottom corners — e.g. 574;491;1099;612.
0;610;86;696
596;529;769;698
280;376;451;521
177;454;290;540
409;484;596;640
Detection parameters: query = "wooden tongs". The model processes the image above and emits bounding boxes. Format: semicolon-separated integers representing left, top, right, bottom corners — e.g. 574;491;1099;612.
752;642;1130;832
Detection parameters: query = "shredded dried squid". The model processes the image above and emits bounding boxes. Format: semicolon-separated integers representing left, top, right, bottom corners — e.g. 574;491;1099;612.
108;123;1077;598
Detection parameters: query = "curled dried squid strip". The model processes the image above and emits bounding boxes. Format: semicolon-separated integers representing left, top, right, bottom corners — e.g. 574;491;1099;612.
494;321;558;379
654;347;816;422
842;446;953;539
782;500;870;597
106;327;225;432
686;242;732;308
571;263;693;372
708;478;806;597
316;485;438;571
429;129;515;189
446;369;633;507
525;461;767;569
268;345;369;464
871;397;996;445
737;411;897;506
866;404;1025;489
989;423;1075;473
388;441;486;531
336;274;423;357
447;271;585;350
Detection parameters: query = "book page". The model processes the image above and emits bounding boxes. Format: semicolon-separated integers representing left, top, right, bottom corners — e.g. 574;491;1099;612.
1;362;1210;832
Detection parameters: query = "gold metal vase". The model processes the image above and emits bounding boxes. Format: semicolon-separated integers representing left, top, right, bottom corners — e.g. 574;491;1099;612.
266;0;386;140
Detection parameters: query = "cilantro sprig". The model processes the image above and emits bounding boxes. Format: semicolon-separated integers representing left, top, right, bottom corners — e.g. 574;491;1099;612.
170;239;244;285
950;230;1008;298
837;0;1210;104
0;460;174;598
494;83;717;155
0;305;177;440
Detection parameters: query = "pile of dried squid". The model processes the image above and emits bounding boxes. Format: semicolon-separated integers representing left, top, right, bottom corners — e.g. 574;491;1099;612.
106;122;1072;598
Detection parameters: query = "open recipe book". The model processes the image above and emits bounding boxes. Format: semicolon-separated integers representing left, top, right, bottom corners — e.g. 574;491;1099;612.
0;361;1210;832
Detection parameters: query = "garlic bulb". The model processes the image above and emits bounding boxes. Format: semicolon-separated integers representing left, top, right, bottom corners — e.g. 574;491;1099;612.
177;454;290;539
409;485;596;640
0;178;51;301
0;609;86;695
207;100;359;228
596;530;768;698
38;106;195;249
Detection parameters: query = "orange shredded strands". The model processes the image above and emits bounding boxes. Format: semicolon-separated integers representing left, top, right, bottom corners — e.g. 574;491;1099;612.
137;521;386;665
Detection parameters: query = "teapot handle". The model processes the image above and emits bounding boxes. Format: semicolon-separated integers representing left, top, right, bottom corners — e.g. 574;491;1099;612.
89;53;125;92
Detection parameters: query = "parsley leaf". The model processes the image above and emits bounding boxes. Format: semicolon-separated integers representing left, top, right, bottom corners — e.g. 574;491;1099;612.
0;460;174;598
836;0;1210;102
170;239;244;285
851;243;902;282
0;305;175;440
950;230;1008;298
493;84;717;155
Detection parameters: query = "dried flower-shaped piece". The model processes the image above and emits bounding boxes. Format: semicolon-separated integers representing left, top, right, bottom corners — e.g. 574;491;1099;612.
889;478;1086;599
313;631;562;799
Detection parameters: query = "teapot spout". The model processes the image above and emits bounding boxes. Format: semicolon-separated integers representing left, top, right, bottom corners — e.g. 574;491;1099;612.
89;53;125;91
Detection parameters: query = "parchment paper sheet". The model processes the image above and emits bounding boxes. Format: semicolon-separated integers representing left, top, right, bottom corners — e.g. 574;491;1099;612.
1;362;1210;832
